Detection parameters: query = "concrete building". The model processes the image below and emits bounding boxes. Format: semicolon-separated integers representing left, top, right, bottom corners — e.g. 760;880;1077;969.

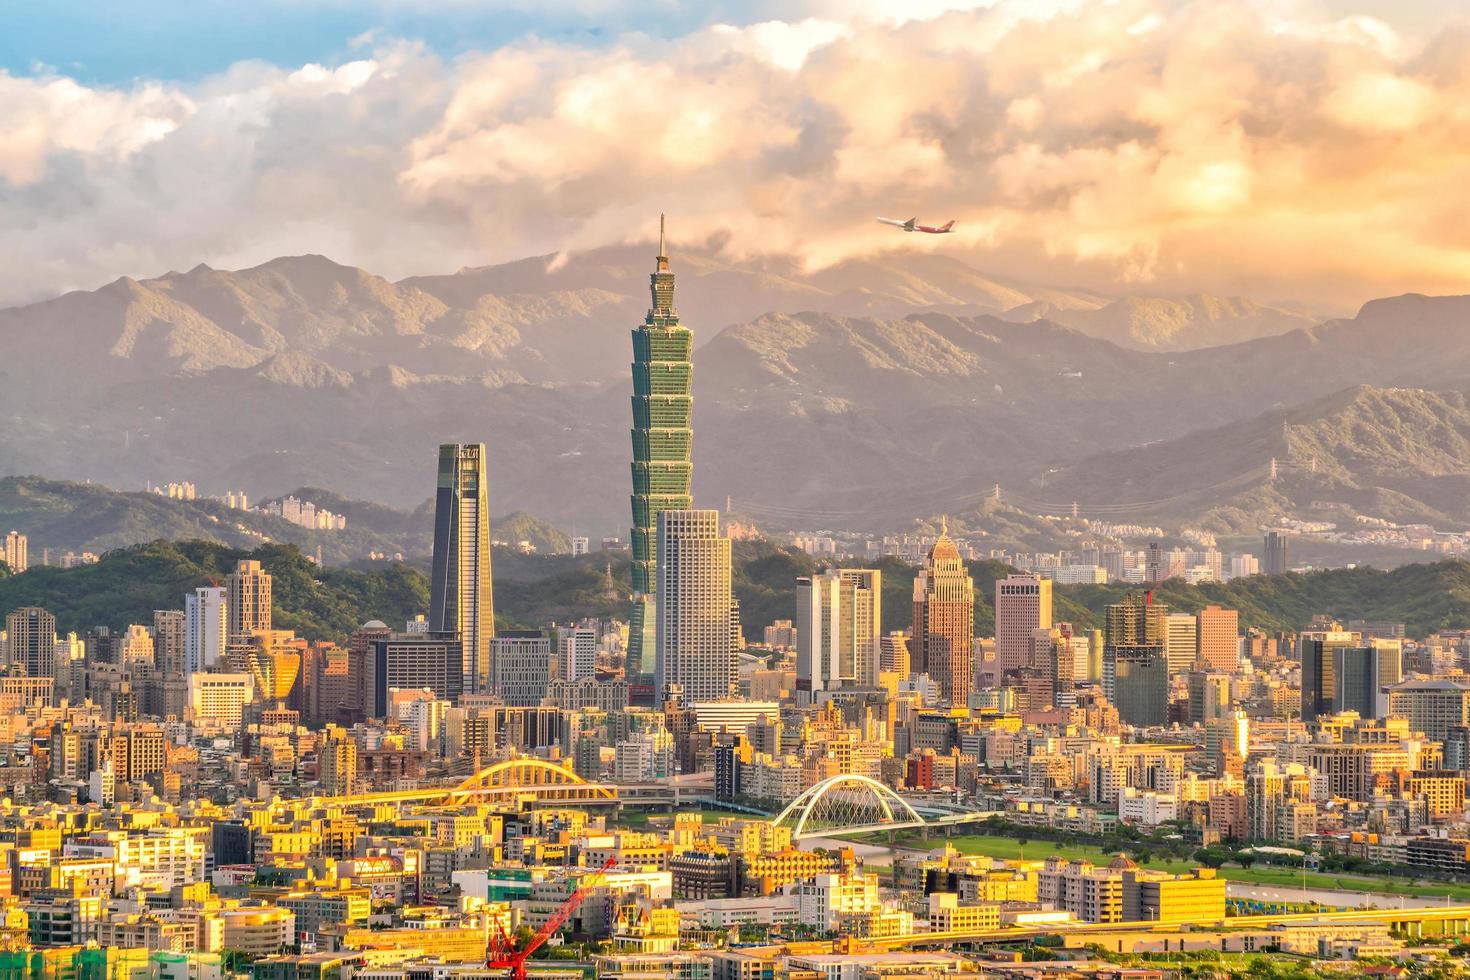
655;510;736;707
1196;605;1240;671
184;586;227;674
188;673;253;730
995;574;1052;675
912;528;975;704
1387;679;1470;740
365;633;464;718
556;625;598;684
492;630;553;706
4;530;28;573
796;568;882;702
1164;613;1198;675
226;560;271;642
6;606;56;678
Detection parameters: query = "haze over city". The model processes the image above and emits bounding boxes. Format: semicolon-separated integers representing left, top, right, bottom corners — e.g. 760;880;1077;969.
5;2;1470;979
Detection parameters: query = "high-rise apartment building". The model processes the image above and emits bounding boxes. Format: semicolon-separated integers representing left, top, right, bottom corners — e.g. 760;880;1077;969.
227;561;271;642
796;569;882;703
1196;605;1240;671
3;531;27;573
1263;530;1289;575
654;510;735;707
1164;613;1197;675
912;529;975;705
152;610;187;676
184;586;227;674
995;574;1052;675
6;607;56;678
319;726;357;797
629;217;694;692
429;443;494;695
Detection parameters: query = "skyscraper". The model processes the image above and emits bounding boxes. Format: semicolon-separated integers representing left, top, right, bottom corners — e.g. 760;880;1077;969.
1299;629;1357;722
654;510;734;707
796;568;882;703
1164;612;1198;675
184;586;227;675
1263;530;1289;575
1196;605;1240;671
629;217;694;694
912;528;975;705
6;607;56;678
1303;632;1403;721
429;443;494;695
1102;593;1168;726
226;560;271;642
995;574;1052;676
152;609;187;676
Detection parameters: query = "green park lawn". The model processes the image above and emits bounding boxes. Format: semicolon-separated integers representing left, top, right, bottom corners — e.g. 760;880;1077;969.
897;833;1470;903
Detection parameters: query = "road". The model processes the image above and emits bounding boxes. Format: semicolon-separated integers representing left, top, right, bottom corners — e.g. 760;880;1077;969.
1227;880;1453;910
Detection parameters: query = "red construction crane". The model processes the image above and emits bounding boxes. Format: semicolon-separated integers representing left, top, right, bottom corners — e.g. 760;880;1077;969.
487;857;617;980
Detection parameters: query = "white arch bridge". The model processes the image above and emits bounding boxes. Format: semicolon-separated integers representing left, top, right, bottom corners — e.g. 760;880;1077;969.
771;775;1000;840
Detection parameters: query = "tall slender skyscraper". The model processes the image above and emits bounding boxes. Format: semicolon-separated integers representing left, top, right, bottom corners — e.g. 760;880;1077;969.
912;527;975;705
629;216;693;694
654;510;734;707
429;443;494;695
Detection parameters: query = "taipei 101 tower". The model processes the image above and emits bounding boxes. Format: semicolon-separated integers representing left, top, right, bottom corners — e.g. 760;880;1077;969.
627;216;693;701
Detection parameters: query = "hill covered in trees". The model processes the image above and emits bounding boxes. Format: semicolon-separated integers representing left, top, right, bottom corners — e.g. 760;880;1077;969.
4;537;1470;644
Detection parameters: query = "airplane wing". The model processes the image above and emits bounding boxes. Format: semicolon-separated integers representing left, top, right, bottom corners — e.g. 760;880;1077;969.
875;217;905;227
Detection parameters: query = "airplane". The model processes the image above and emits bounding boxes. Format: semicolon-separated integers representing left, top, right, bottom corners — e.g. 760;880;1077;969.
876;216;956;234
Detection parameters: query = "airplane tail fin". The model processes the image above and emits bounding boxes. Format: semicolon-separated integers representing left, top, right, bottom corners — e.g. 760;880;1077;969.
939;220;955;232
905;217;917;230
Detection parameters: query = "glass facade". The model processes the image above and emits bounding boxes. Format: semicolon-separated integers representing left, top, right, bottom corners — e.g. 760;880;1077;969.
628;220;693;684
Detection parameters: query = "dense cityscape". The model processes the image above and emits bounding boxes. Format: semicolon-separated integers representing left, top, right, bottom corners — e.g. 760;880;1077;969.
0;236;1469;980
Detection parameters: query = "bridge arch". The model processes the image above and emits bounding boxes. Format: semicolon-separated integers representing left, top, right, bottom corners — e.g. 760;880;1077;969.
772;774;924;839
450;759;615;801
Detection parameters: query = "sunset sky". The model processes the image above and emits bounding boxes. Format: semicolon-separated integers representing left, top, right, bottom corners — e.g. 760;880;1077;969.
3;0;1468;311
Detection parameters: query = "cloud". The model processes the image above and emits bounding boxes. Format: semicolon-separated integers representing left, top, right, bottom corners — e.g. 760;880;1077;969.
1;0;1469;309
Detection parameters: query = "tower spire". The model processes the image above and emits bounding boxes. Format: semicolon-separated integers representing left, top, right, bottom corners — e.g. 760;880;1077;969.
659;212;666;259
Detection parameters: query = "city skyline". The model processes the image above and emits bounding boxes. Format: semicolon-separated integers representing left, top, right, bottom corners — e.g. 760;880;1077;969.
4;3;1470;975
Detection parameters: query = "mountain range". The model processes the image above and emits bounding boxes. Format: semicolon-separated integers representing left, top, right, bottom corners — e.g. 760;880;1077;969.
2;243;1469;540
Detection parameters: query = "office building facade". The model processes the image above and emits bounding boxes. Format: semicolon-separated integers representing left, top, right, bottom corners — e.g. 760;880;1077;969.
995;574;1052;676
629;218;694;690
796;568;882;702
654;510;735;707
912;530;975;705
429;443;494;695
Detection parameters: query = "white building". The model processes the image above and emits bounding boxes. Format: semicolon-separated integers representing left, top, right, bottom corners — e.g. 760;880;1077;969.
1118;787;1179;826
557;626;598;683
654;510;735;707
796;569;882;702
795;872;880;931
188;673;253;730
184;586;227;673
